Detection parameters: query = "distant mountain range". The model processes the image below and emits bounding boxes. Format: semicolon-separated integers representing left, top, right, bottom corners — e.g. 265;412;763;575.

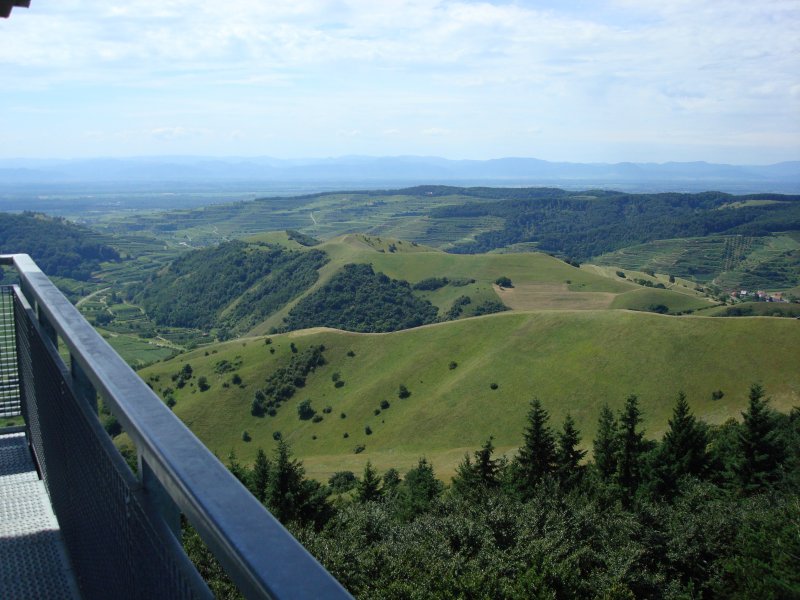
1;155;798;193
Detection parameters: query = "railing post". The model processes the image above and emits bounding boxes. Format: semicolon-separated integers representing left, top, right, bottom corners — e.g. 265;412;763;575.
139;453;182;539
70;356;98;414
36;303;58;348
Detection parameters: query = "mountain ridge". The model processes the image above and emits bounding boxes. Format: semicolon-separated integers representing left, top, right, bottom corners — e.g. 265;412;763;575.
1;156;798;193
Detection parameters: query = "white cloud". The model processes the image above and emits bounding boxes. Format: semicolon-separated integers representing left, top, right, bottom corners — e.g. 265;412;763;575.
0;0;797;161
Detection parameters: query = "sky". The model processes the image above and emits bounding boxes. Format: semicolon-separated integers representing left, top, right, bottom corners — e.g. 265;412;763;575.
1;0;799;164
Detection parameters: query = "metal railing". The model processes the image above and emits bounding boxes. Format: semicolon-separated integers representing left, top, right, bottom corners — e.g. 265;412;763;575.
0;286;20;418
0;254;351;600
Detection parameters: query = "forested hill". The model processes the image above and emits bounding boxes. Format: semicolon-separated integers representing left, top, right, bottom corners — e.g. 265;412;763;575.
431;190;800;259
284;263;439;333
135;240;328;334
0;212;120;280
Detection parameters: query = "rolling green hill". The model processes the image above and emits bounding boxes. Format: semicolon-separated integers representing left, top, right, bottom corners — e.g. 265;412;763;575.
139;310;800;482
125;231;716;336
249;233;650;334
134;240;328;334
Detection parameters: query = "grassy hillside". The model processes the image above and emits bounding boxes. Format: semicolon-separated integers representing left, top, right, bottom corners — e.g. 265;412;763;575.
140;311;800;482
250;233;642;333
610;287;714;314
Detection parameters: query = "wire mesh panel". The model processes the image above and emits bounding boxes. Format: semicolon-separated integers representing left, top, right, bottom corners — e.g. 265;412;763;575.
13;290;211;600
0;286;21;419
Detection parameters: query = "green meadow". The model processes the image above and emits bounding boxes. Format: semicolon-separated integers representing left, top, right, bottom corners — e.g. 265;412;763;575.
249;234;644;333
140;310;800;482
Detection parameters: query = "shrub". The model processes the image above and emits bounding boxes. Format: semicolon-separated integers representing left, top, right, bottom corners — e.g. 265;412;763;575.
347;350;356;357
354;444;365;454
272;431;282;441
334;380;345;388
241;431;251;442
490;382;498;390
166;397;176;409
472;300;509;316
412;277;449;291
297;399;316;420
449;361;458;370
197;376;210;392
331;372;341;382
449;277;475;287
290;342;297;353
380;399;390;410
231;373;242;385
312;415;323;423
343;432;349;438
214;360;233;374
495;276;513;288
340;412;347;419
328;471;357;493
323;406;332;414
251;398;264;417
374;409;381;416
365;426;373;435
712;389;725;401
616;270;626;278
398;384;410;399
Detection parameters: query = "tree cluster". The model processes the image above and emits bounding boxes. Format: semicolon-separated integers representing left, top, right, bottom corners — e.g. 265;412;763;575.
250;345;326;417
285;263;439;333
136;240;327;331
0;212;120;280
434;190;800;261
195;384;800;599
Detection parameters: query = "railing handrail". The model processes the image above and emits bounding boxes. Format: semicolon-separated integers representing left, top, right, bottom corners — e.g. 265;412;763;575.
0;254;351;600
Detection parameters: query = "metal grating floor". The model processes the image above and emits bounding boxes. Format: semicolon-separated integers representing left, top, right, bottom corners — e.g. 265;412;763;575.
0;431;81;599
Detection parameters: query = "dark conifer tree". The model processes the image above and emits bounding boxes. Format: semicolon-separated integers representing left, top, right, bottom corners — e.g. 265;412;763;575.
556;413;586;489
452;453;479;498
474;436;502;488
266;440;331;528
616;395;645;502
594;404;619;482
452;437;502;498
356;461;383;503
662;392;707;477
226;449;250;487
399;458;443;518
382;468;401;497
736;383;785;494
516;399;556;496
251;447;271;503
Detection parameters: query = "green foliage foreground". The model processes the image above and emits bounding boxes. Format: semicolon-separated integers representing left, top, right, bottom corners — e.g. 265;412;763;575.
188;385;800;599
